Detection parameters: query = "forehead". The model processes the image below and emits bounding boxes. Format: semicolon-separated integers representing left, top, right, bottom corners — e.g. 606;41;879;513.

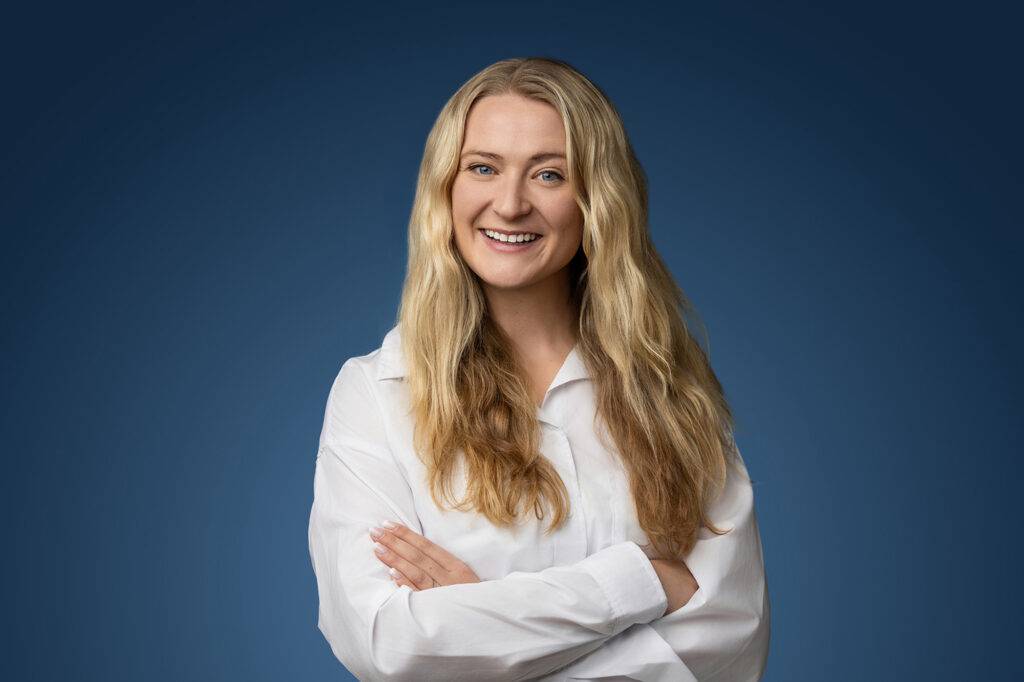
462;94;566;154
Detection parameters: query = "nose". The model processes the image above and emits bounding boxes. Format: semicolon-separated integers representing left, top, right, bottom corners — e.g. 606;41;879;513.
491;175;532;221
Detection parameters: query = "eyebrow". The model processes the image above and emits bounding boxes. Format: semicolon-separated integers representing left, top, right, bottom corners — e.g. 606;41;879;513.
460;150;566;163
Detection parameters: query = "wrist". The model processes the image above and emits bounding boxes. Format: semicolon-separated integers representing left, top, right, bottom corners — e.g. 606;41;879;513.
649;557;699;615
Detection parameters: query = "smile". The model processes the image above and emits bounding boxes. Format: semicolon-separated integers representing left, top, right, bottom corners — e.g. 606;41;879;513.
478;228;543;252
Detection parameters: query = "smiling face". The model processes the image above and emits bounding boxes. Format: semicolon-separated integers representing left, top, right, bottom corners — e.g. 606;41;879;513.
451;93;584;295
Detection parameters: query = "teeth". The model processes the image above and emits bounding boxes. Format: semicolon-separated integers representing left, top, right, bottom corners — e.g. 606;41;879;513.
483;229;540;243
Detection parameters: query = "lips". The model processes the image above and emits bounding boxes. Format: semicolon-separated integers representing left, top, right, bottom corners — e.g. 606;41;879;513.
477;228;542;251
478;228;542;238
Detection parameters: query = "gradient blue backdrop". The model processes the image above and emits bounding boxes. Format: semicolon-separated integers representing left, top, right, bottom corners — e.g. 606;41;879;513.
3;2;1021;680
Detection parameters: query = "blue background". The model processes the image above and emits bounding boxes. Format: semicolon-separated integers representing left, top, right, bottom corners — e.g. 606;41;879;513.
3;2;1021;679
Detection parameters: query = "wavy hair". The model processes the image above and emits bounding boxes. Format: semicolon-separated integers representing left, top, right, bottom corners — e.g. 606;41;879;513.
396;56;738;559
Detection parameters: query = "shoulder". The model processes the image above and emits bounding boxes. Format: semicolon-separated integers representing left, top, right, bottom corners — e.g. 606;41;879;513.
320;324;403;450
323;323;406;416
329;324;404;389
333;324;405;386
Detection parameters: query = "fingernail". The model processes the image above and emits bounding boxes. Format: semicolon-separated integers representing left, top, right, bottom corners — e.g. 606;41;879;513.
373;542;386;555
369;526;384;539
382;520;398;529
388;567;399;579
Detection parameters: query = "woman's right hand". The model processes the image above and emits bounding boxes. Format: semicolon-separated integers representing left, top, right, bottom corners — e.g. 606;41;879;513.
649;558;700;616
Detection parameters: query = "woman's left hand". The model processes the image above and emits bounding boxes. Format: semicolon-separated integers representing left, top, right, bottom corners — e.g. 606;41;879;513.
369;521;481;591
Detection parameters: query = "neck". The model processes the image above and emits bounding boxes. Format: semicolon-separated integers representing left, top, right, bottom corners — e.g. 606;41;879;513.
483;270;578;357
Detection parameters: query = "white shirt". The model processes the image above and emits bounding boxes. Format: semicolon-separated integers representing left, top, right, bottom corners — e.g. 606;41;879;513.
308;325;770;681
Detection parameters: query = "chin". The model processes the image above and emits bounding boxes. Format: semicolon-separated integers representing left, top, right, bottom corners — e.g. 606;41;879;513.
478;274;535;291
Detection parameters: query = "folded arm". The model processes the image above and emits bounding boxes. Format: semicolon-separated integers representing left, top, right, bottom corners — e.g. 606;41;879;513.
543;442;771;682
308;360;670;681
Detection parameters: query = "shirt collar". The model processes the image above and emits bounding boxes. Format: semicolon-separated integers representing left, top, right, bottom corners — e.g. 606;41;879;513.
375;325;407;381
375;325;591;395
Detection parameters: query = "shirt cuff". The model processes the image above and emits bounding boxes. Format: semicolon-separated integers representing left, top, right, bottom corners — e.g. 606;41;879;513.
577;541;668;631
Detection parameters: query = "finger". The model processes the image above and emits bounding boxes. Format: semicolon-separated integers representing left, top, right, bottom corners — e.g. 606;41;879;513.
375;526;447;578
381;522;465;573
373;539;434;590
387;565;419;591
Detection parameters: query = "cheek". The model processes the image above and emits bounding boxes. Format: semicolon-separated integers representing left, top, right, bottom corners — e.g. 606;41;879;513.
451;181;482;222
550;202;584;244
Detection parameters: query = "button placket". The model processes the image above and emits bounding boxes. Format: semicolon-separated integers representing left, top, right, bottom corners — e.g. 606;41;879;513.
541;423;588;563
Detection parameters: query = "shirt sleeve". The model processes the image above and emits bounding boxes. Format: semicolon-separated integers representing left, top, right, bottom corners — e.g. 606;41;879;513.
307;358;670;681
539;441;771;682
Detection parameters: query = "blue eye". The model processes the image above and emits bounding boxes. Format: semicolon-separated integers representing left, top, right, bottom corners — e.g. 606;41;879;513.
466;164;564;184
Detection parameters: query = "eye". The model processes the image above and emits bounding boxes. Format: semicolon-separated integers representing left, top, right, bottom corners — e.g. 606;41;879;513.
466;163;565;184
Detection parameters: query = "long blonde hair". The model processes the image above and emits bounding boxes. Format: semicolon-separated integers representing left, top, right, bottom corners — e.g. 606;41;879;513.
396;56;737;559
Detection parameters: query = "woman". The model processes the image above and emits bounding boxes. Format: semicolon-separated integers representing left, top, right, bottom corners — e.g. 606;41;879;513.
308;57;770;681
